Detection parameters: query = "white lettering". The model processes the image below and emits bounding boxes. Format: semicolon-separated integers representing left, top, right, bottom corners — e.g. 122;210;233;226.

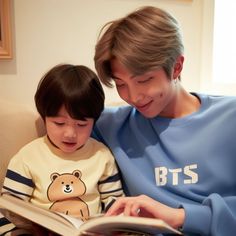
169;168;182;185
155;167;167;186
184;164;198;184
154;164;198;186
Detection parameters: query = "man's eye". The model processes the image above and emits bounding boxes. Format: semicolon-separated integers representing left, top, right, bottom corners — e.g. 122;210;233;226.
113;79;125;88
115;83;125;88
138;77;153;84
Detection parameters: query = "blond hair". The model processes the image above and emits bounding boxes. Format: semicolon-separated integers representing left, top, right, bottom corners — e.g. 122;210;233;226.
94;6;184;87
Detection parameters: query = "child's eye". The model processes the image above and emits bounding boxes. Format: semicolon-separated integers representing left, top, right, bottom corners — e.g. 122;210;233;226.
54;122;65;126
77;124;87;127
77;122;87;127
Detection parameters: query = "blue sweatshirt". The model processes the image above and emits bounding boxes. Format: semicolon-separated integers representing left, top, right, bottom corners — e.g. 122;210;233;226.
92;93;236;236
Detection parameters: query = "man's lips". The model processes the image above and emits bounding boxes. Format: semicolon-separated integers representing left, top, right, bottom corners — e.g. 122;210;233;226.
135;101;152;112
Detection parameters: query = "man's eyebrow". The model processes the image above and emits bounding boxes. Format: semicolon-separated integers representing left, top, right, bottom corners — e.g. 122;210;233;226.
111;74;137;80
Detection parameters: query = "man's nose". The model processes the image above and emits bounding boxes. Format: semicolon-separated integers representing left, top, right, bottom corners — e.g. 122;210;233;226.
128;88;144;104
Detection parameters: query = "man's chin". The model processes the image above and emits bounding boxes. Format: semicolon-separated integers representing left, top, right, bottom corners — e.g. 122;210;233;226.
138;110;158;119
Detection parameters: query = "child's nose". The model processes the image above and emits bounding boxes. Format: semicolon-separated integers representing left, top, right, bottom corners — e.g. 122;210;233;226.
64;126;77;138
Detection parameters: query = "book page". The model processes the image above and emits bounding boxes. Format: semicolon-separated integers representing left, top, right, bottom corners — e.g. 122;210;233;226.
55;212;84;229
0;194;80;235
80;216;182;235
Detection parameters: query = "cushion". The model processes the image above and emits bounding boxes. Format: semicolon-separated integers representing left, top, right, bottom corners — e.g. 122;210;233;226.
0;100;45;190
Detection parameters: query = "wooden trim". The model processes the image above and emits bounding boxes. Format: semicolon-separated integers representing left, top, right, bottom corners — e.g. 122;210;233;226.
0;0;12;59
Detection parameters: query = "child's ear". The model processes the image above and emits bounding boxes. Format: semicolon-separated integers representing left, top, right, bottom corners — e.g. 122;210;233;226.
173;55;184;79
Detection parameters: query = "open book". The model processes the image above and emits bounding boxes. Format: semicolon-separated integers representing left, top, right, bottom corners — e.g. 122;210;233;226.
0;194;182;236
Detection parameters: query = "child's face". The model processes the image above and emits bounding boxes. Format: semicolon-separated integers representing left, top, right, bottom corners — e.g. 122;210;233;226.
45;106;94;153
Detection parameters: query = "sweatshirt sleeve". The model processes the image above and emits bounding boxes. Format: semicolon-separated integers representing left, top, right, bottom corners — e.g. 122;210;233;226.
97;151;124;212
181;193;236;236
2;152;34;201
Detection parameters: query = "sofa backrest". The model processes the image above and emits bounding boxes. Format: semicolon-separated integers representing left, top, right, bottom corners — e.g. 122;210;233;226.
0;100;46;190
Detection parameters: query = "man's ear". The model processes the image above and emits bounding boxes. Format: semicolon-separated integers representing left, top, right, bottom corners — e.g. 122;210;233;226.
173;55;184;79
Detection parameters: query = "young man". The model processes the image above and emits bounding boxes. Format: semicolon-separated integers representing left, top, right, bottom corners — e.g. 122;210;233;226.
93;6;236;236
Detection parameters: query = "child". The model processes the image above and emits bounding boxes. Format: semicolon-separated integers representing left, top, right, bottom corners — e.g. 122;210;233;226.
1;64;123;221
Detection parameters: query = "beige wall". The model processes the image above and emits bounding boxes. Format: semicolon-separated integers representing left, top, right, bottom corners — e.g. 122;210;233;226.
0;0;209;107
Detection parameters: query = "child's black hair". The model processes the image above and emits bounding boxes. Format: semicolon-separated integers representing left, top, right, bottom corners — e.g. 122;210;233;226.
35;64;105;121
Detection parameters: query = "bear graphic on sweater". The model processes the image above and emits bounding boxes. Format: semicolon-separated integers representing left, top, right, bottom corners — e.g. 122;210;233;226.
47;170;89;221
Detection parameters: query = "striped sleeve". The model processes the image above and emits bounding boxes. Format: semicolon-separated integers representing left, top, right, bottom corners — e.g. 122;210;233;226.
98;157;124;211
1;154;34;201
